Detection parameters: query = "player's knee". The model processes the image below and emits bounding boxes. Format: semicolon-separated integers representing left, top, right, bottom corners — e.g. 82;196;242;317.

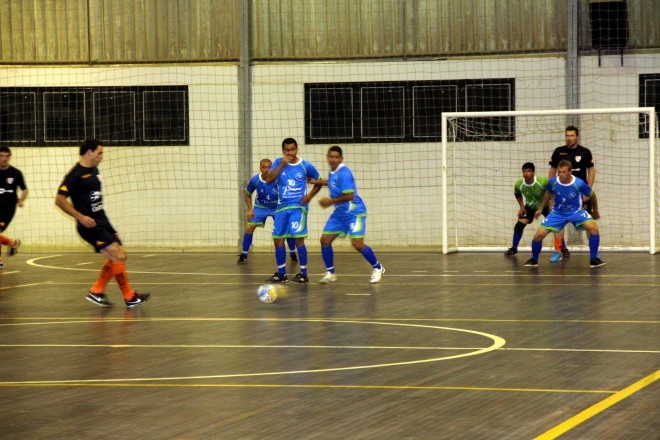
533;229;547;241
514;221;526;234
351;239;365;251
586;222;599;235
103;243;126;262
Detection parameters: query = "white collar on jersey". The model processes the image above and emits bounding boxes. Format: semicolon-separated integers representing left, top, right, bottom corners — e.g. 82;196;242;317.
556;175;576;186
330;163;346;174
522;176;538;186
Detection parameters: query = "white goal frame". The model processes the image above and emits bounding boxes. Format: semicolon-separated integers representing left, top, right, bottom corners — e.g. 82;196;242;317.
441;107;658;255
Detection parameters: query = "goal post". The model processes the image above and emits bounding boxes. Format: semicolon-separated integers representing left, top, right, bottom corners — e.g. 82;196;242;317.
441;107;658;255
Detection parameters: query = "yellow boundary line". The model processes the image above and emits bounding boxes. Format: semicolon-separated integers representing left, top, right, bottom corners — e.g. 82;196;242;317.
535;369;660;439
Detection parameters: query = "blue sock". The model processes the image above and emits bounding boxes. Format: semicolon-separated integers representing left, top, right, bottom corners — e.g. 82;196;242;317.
297;244;308;275
360;245;380;268
241;233;253;254
275;246;286;275
321;246;335;273
562;238;568;250
531;240;542;260
286;237;296;255
512;232;523;249
589;235;600;259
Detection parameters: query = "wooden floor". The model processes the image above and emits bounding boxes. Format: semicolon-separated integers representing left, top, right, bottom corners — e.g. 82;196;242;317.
0;249;658;440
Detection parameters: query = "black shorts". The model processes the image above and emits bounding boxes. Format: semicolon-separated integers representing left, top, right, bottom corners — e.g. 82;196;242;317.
77;223;121;253
519;205;549;223
0;207;17;232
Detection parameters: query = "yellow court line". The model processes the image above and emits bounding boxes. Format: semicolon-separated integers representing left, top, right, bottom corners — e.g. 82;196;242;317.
1;316;658;325
0;383;615;394
0;282;49;291
534;369;660;440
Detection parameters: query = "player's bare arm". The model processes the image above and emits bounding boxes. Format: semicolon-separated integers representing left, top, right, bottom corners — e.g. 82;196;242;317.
300;183;323;205
55;194;96;228
319;192;354;208
18;188;29;207
535;191;552;218
515;195;525;216
588;191;600;219
243;191;256;219
307;177;327;186
263;157;289;183
587;166;596;187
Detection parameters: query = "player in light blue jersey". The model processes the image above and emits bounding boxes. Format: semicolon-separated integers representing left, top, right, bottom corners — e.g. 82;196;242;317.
263;138;323;283
314;146;384;284
524;160;605;268
237;158;297;264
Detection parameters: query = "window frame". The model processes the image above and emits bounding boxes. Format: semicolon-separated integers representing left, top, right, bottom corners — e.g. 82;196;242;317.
639;74;660;139
0;86;189;146
305;79;516;144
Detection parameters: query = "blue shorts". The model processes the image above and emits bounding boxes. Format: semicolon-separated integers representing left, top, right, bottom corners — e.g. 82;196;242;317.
540;209;594;232
247;205;276;228
272;206;308;239
322;211;367;238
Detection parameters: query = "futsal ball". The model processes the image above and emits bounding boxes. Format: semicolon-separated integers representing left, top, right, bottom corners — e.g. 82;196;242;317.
257;284;279;303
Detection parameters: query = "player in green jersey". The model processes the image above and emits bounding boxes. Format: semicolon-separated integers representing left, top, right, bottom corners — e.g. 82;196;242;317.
505;162;551;256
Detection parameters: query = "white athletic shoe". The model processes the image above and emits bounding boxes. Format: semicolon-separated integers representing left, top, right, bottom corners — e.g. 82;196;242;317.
370;266;385;283
320;272;338;284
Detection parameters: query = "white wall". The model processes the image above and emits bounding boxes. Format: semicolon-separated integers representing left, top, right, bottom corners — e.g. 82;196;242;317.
1;53;658;250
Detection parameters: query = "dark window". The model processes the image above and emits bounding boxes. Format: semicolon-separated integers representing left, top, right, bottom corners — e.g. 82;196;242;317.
93;91;137;142
360;86;405;140
44;91;86;142
0;86;188;146
412;85;458;139
143;90;188;142
305;79;515;144
639;74;660;139
461;82;515;141
0;91;38;142
307;87;354;141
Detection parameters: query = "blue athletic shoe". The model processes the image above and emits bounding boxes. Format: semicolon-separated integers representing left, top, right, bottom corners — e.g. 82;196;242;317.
550;251;563;263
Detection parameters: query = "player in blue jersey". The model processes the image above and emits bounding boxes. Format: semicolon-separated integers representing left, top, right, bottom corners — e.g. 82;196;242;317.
524;160;604;268
547;125;598;261
315;146;384;284
237;158;297;264
263;138;323;283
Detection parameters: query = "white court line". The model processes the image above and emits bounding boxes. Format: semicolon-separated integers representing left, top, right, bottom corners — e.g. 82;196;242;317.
0;319;506;384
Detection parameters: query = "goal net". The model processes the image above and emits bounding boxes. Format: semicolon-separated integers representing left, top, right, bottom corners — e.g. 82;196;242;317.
441;108;659;254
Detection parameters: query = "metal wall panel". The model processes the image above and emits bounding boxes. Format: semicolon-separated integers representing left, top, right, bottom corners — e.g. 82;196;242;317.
0;0;241;63
0;0;657;64
253;0;406;59
402;0;567;56
0;0;89;63
91;0;240;62
252;0;570;60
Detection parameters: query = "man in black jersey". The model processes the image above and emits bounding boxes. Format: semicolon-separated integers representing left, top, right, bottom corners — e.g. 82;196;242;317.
547;126;600;262
55;139;150;308
0;146;28;269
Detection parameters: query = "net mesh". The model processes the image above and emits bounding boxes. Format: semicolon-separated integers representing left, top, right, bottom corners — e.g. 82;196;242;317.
443;109;658;253
0;1;657;252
